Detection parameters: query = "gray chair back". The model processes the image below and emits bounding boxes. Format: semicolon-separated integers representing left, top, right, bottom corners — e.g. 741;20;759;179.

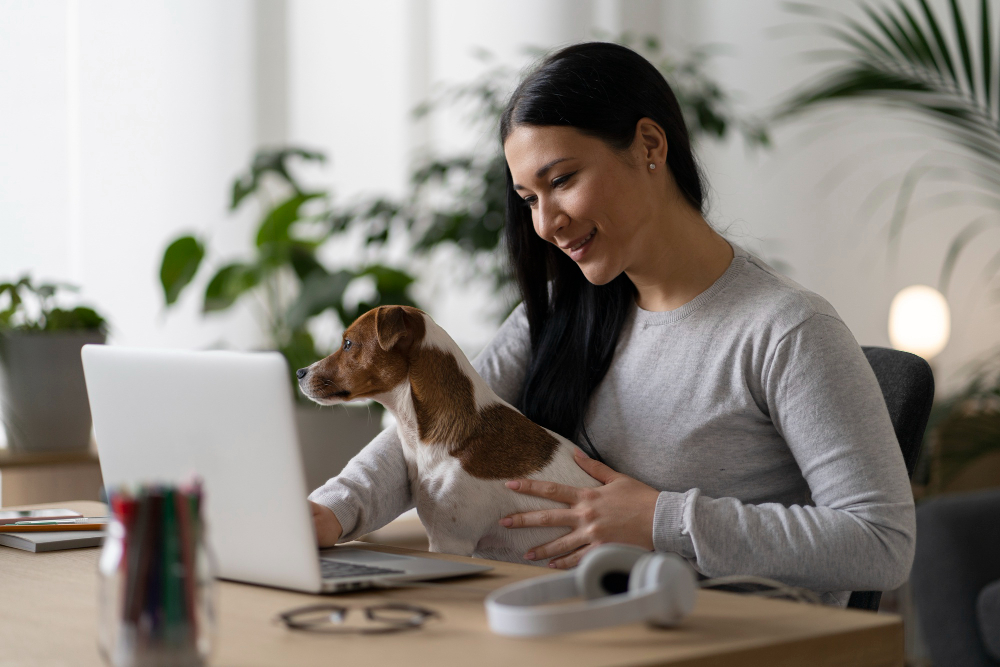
911;490;1000;666
847;346;934;611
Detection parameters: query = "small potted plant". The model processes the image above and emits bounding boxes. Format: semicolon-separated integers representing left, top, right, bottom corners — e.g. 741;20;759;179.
0;277;108;452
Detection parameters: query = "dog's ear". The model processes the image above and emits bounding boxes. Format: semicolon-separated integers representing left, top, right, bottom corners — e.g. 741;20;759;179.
375;306;414;353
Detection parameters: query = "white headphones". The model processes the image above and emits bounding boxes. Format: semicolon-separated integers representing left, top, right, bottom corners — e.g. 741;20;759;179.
485;544;697;637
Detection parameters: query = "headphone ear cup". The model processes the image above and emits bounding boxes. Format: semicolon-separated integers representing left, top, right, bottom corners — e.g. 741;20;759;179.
628;553;698;626
576;544;649;600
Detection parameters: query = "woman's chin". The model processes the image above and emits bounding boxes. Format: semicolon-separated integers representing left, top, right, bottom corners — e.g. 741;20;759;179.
578;262;619;286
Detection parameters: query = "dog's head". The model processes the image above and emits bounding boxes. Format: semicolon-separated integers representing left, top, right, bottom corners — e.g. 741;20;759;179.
297;305;426;405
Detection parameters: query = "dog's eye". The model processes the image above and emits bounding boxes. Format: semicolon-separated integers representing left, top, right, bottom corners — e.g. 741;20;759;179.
342;339;352;351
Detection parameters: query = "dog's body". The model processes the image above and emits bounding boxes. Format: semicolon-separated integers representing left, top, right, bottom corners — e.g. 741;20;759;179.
298;306;600;565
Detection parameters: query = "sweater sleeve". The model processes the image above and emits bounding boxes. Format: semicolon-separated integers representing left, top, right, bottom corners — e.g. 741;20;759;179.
652;313;916;595
307;304;532;541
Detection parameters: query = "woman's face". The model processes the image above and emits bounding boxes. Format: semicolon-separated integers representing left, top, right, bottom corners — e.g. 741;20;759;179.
504;124;655;286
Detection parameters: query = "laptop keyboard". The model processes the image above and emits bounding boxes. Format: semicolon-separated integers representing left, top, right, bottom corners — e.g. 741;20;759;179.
320;559;405;580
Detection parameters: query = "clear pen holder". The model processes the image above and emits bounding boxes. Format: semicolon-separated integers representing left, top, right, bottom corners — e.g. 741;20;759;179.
98;486;215;667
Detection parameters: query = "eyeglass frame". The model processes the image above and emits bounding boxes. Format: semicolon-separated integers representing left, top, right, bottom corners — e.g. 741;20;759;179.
277;602;440;635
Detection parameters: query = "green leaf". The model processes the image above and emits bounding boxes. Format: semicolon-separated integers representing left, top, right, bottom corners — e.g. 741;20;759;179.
948;0;976;98
203;263;260;313
255;192;322;249
342;264;418;323
917;0;958;82
896;2;941;75
160;236;205;306
0;282;22;325
43;306;107;332
360;264;416;296
286;269;355;330
231;147;326;210
939;215;1000;293
288;243;326;280
980;0;992;111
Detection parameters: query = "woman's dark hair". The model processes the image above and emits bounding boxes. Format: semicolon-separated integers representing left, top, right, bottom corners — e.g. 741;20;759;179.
500;41;706;458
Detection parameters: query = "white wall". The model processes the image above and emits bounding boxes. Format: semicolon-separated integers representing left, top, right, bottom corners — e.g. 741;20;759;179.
0;0;260;354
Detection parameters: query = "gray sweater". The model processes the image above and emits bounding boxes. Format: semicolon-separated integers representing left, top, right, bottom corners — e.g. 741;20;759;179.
309;245;916;606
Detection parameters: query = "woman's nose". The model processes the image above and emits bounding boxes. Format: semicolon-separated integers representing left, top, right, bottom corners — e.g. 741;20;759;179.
535;198;568;241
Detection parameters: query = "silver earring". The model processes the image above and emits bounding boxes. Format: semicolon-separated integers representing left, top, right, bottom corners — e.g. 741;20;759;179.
649;163;656;170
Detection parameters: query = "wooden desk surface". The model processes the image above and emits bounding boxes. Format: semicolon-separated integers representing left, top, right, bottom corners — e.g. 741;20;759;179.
0;501;903;667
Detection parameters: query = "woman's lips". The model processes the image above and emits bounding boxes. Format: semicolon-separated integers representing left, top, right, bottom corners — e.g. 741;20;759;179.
565;228;596;262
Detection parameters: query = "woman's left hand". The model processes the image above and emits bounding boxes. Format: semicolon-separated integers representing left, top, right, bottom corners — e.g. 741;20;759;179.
499;449;661;569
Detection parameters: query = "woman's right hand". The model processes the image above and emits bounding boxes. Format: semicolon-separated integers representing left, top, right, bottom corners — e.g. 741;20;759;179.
310;500;343;547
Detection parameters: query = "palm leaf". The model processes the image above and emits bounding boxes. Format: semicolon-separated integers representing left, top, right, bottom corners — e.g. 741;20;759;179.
917;0;959;82
776;0;1000;291
982;0;993;106
940;215;1000;292
949;0;978;98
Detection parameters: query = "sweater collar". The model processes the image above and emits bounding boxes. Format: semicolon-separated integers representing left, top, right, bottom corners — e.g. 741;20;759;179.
632;243;748;328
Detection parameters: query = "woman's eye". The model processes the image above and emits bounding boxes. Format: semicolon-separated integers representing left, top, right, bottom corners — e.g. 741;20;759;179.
343;339;352;351
522;195;537;208
552;172;574;188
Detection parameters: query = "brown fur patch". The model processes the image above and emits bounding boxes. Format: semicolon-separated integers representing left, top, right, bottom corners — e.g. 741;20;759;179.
409;346;558;480
452;403;559;480
409;347;477;444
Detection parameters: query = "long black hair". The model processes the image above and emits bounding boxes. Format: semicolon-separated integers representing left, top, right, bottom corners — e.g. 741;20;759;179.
500;42;707;458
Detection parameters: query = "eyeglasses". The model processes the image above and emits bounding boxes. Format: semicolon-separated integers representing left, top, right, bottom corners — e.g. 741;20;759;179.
277;603;440;635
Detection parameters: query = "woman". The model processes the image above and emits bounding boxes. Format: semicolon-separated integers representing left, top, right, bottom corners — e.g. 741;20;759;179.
309;42;914;606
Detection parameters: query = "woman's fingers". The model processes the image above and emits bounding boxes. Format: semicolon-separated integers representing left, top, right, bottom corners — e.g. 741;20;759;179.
573;449;619;484
309;501;343;547
506;478;579;504
548;543;597;570
524;530;590;562
500;507;576;529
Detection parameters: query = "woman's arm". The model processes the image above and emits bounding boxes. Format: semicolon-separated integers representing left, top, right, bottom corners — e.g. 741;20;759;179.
307;304;532;543
653;314;916;593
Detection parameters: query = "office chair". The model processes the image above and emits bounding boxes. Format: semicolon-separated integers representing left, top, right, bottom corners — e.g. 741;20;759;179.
910;489;1000;667
846;346;935;611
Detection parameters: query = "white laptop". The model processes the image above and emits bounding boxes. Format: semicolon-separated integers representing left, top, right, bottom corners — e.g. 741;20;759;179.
81;345;490;593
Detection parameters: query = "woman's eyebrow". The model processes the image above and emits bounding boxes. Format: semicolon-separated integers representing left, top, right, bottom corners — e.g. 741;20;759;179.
512;157;574;190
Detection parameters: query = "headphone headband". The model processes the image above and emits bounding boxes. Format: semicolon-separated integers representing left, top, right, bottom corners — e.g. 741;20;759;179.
485;571;664;637
485;545;696;638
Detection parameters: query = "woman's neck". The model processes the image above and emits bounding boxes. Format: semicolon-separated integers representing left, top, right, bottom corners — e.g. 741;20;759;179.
625;199;734;313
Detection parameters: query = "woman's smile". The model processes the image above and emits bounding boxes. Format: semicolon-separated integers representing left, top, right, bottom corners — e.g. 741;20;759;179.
560;227;597;261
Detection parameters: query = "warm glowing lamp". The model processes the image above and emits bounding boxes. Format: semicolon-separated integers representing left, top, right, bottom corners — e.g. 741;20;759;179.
888;285;950;360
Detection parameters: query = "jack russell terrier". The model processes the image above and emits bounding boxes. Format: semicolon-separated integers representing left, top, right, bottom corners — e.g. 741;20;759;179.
297;305;600;565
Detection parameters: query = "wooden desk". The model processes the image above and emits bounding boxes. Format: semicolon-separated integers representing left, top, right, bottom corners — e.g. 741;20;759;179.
0;501;903;667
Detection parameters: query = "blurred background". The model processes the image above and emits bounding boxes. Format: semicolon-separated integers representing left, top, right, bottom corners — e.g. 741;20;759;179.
2;0;995;377
4;0;1000;483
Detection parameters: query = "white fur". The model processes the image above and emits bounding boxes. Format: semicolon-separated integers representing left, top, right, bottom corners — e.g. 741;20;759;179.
371;314;601;566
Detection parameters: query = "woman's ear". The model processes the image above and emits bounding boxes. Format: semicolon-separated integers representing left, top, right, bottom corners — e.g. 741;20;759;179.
635;118;668;166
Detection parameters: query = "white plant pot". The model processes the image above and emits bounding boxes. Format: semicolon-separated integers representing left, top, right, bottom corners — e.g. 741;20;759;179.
294;402;383;493
0;330;106;452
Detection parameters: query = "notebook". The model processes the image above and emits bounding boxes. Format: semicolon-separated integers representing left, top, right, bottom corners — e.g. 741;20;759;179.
0;530;104;553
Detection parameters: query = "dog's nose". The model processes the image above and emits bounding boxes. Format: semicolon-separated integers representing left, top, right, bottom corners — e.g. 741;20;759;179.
296;368;309;380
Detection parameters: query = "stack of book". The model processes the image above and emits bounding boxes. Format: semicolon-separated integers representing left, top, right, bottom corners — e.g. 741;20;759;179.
0;510;107;552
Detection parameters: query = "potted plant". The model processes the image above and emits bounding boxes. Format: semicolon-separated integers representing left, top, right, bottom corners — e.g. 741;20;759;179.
158;148;413;489
0;277;108;452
